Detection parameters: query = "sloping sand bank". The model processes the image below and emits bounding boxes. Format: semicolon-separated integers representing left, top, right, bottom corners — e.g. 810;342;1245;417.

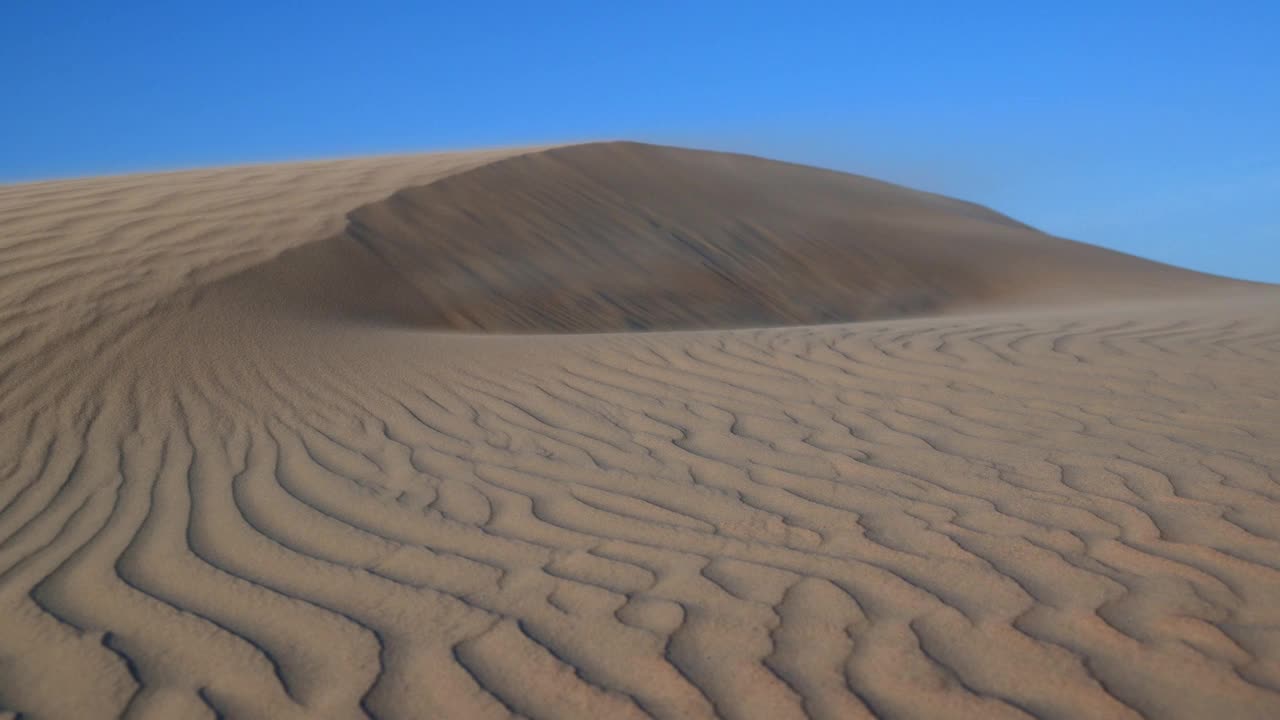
1;143;1278;719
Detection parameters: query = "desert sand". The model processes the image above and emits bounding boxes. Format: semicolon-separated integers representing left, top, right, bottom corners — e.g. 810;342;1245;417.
1;142;1278;719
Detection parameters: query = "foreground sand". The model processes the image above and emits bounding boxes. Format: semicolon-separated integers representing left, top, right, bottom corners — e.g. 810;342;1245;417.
1;143;1279;719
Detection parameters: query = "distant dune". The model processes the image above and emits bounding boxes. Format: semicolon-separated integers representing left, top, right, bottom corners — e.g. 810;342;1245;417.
237;142;1236;332
1;142;1278;719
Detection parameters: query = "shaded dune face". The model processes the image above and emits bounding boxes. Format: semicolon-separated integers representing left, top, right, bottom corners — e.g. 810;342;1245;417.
253;142;1229;332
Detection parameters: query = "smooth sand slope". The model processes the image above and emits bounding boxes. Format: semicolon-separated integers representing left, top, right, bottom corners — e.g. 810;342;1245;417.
244;143;1227;332
0;142;1278;719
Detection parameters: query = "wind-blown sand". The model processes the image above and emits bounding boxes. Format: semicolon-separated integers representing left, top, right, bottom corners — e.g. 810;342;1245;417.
1;142;1278;719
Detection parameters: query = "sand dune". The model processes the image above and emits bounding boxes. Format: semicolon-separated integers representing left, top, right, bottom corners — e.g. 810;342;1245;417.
237;142;1234;332
1;142;1278;719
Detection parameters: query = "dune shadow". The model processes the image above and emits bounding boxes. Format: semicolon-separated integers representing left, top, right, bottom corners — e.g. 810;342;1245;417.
221;142;1237;333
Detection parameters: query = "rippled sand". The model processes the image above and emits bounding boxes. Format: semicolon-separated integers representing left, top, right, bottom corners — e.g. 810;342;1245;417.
1;143;1278;719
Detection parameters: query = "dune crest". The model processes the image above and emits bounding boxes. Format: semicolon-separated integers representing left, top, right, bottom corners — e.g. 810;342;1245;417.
239;142;1238;332
1;143;1279;719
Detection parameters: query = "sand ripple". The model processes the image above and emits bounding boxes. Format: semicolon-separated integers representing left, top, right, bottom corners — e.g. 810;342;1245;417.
1;143;1278;719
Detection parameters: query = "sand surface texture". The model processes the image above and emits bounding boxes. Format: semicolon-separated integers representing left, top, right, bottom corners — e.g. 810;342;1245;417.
1;142;1278;719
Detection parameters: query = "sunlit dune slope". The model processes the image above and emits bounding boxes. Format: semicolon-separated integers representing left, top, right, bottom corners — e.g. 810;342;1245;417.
1;142;1278;720
243;141;1237;332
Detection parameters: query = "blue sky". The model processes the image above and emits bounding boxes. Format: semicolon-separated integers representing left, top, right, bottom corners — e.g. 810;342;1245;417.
3;1;1277;282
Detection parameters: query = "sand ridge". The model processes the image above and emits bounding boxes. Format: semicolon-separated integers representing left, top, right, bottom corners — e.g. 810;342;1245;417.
229;142;1237;333
1;143;1279;719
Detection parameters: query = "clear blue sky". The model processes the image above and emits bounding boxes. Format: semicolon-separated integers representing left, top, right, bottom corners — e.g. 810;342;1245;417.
3;1;1277;282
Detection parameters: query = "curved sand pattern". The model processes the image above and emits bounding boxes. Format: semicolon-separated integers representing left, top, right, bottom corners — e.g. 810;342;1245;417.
1;142;1279;719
